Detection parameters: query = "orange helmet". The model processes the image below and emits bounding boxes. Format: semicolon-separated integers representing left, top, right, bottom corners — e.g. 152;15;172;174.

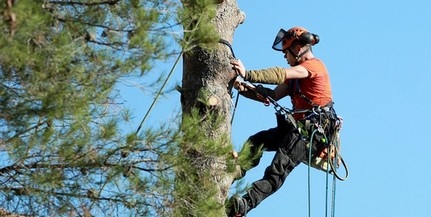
272;26;319;51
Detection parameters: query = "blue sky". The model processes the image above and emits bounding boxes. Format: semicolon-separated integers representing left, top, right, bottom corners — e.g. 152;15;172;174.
121;0;431;216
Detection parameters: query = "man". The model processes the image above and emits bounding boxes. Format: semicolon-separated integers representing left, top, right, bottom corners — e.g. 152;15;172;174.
228;26;339;216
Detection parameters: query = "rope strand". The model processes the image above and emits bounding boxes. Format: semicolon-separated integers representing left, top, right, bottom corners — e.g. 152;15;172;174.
308;128;339;217
135;51;183;135
307;128;318;217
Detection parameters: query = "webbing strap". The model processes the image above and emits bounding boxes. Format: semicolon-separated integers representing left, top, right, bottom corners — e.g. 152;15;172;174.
286;46;311;65
289;79;319;108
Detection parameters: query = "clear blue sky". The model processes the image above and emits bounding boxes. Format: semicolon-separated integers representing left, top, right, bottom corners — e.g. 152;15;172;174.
121;0;431;216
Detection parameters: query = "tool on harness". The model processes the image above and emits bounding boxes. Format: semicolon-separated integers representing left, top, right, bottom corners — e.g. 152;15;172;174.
297;111;348;181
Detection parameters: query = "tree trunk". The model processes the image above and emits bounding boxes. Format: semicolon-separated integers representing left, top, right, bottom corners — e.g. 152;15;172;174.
180;0;245;215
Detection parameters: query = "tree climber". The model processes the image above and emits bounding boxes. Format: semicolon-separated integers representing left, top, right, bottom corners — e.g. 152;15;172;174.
227;26;340;216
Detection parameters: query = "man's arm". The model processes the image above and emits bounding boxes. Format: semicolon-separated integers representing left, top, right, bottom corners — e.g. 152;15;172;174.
245;67;286;84
231;59;309;84
282;65;310;80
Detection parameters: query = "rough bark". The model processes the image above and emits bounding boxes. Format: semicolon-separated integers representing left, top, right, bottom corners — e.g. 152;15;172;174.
180;0;245;212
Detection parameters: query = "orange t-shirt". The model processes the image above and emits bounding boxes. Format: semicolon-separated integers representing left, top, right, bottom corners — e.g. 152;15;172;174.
284;58;332;119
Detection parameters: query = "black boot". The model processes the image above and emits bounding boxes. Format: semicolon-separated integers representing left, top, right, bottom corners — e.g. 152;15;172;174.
227;196;249;217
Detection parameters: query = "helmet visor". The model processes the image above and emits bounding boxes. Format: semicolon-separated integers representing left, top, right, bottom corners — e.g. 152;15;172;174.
272;28;287;51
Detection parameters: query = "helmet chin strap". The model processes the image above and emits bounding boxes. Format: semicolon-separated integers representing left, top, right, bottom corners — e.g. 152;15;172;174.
287;45;311;66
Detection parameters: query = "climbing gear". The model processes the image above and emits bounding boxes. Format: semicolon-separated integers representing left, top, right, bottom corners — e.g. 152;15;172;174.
219;39;241;125
250;82;297;128
298;104;347;217
288;79;319;108
135;50;183;135
254;84;274;106
292;100;349;181
300;114;349;181
305;117;345;217
272;27;320;51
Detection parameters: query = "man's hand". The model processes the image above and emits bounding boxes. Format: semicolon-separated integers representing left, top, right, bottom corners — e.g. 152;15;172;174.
234;80;271;106
233;81;246;91
230;59;246;78
233;79;254;91
255;85;275;105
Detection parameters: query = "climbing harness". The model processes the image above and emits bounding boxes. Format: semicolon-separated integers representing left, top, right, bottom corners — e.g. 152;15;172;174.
288;79;319;107
299;106;348;217
298;109;349;180
288;78;349;181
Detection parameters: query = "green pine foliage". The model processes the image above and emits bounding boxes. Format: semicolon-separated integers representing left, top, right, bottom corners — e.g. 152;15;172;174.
178;0;220;51
0;0;183;216
0;0;240;216
173;109;232;217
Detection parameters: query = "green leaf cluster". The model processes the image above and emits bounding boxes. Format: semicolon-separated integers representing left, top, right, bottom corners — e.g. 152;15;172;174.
179;0;220;51
172;109;234;217
0;0;184;216
0;0;235;216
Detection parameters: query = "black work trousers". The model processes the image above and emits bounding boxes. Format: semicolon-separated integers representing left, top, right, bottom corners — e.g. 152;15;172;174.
242;123;319;212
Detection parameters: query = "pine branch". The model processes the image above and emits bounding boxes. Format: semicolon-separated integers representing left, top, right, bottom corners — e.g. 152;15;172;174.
49;0;120;6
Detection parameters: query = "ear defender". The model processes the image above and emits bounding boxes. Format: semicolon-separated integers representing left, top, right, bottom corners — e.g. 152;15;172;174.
298;32;320;45
311;34;320;45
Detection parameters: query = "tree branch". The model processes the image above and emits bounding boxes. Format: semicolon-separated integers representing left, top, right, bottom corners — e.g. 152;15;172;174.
49;0;120;6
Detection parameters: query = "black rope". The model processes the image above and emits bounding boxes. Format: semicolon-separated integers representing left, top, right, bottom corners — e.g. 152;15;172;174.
219;39;241;125
219;39;237;58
